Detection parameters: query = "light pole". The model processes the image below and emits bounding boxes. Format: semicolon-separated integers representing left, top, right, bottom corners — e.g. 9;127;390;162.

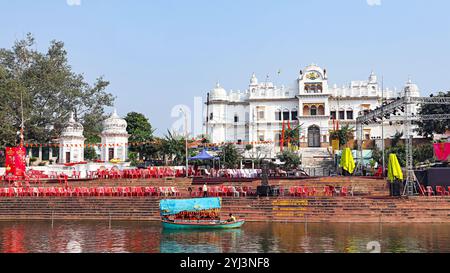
179;108;189;177
381;76;385;178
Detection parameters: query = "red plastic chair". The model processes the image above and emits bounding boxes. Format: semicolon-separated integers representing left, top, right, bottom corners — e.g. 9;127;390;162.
324;186;333;197
117;187;124;196
341;187;349;196
436;186;449;196
88;188;95;197
294;187;302;197
302;187;310;197
419;185;427;196
374;167;383;177
136;187;144;197
123;187;131;197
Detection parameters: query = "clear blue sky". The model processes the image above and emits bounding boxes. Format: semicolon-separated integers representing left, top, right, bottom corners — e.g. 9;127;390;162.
1;0;450;136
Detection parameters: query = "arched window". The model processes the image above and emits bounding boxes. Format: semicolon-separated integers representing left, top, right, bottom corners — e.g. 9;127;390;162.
283;109;290;120
318;105;325;115
303;105;310;116
291;109;298;120
346;109;354;120
310;106;317;116
275;109;281;121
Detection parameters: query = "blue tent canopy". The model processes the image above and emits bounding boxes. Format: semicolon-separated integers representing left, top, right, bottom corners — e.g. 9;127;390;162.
188;149;220;161
159;197;222;216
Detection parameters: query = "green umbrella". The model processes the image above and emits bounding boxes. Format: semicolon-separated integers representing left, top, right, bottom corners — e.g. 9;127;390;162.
340;148;356;174
388;154;403;182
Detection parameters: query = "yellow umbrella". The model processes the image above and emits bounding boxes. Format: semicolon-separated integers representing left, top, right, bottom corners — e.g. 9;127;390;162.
387;154;403;182
340;148;356;174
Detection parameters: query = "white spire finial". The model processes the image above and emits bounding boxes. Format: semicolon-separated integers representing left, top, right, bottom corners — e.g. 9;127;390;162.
407;75;412;84
216;81;220;88
111;108;119;118
250;73;258;85
69;111;75;122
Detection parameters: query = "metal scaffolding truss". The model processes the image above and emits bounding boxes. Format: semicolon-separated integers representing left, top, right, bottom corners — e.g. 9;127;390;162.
384;114;450;122
411;97;450;105
356;92;450;196
356;98;405;124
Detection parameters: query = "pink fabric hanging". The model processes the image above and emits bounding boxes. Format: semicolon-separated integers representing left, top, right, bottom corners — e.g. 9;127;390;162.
434;143;450;161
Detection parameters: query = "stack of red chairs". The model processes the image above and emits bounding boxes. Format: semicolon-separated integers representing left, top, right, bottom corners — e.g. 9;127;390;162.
425;186;435;196
436;186;449;196
341;187;349;196
324;186;334;197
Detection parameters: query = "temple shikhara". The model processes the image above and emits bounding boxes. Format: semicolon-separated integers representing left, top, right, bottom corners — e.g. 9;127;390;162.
205;64;422;160
100;109;130;163
59;112;86;164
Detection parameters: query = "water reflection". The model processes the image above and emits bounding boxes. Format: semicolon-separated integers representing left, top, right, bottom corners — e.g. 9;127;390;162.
0;221;447;253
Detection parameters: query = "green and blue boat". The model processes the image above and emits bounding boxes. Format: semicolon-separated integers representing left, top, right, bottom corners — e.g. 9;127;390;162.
159;197;245;230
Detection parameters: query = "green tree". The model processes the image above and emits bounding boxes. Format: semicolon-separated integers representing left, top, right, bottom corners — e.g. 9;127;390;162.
391;131;403;147
413;143;435;165
0;34;114;149
162;130;186;166
128;152;139;166
84;147;98;161
416;91;450;138
283;124;302;149
219;143;242;168
125;112;155;160
276;150;302;171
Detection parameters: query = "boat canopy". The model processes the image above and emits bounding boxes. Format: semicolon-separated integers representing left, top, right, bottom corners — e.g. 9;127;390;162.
159;197;222;216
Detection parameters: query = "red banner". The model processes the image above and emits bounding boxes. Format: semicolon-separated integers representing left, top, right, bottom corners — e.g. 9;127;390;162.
434;143;450;161
4;147;26;177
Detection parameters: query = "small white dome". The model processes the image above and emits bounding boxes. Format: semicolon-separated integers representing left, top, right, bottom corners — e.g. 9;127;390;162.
210;82;228;101
61;112;84;138
404;78;420;97
102;109;128;136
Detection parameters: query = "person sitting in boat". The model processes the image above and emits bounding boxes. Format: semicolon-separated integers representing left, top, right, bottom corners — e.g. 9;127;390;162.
227;213;237;222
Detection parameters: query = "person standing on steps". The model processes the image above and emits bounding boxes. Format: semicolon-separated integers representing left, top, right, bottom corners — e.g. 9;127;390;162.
203;183;208;197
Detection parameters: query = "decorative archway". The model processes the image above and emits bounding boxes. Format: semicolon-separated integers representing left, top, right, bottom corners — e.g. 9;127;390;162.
303;105;310;116
308;125;321;148
318;105;325;115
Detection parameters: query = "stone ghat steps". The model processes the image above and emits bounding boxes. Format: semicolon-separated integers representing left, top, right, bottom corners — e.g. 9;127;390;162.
0;197;448;223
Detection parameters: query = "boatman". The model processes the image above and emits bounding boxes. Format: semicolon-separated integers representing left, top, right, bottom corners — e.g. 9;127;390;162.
227;213;236;222
203;183;208;197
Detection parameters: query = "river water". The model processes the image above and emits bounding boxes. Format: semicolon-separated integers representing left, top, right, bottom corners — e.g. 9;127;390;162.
0;221;448;253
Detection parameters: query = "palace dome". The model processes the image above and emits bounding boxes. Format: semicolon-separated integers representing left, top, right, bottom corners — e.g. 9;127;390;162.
210;82;228;101
102;109;128;136
304;64;324;75
61;112;84;138
404;78;420;97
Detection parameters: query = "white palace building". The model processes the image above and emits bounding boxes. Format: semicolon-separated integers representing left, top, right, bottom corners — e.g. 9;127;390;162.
205;64;421;160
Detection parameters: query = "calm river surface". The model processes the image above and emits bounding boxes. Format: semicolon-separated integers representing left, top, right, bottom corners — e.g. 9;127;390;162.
0;221;448;253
